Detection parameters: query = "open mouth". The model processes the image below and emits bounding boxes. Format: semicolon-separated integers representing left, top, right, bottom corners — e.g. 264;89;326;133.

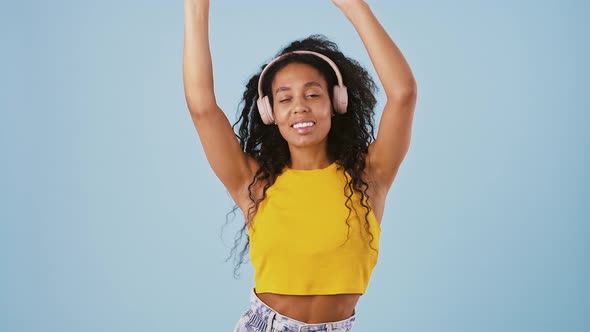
291;121;316;129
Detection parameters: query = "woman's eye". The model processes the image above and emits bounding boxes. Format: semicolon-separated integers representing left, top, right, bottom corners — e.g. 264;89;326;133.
306;94;319;98
279;98;291;103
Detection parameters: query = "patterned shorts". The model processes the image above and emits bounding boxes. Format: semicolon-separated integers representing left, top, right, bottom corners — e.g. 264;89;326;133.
232;287;356;332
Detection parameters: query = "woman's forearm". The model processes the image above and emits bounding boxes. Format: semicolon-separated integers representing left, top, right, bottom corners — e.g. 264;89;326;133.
183;0;218;113
336;1;416;100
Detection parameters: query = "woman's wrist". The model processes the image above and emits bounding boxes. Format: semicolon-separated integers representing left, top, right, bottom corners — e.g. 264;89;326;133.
334;0;370;19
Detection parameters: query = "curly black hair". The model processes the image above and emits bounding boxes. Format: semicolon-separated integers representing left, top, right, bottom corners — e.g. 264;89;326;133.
222;34;379;279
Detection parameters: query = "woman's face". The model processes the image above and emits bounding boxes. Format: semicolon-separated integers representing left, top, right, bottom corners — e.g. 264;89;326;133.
271;62;333;149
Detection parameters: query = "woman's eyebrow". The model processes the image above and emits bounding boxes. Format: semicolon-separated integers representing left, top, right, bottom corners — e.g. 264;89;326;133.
274;81;323;94
303;81;323;88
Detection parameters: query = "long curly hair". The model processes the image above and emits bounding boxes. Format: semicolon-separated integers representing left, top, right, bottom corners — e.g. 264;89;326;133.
223;35;379;278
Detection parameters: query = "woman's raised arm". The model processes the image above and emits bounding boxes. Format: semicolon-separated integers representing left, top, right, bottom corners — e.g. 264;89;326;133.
334;0;417;190
183;0;257;200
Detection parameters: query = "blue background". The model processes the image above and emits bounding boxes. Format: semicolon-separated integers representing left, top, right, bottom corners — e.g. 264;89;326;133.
1;0;588;331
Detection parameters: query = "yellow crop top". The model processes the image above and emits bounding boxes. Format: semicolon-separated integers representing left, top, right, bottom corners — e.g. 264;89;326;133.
248;161;381;295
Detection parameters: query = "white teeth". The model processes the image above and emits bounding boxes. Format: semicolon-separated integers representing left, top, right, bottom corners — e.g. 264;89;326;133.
293;122;314;129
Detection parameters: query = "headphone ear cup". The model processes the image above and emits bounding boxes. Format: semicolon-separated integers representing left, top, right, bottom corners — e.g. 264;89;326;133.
257;96;275;125
332;86;348;114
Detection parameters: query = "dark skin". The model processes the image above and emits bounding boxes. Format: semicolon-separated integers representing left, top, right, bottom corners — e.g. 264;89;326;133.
256;291;361;324
183;0;416;324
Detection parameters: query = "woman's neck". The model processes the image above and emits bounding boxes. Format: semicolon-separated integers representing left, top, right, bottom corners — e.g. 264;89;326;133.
288;147;332;170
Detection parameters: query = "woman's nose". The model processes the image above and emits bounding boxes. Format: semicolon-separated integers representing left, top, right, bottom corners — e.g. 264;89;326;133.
292;98;310;113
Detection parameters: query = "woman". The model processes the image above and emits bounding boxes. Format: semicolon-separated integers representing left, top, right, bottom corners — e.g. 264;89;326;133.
183;0;417;331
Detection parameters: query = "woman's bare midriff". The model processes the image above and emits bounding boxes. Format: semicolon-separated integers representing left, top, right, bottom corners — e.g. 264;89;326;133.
255;289;360;324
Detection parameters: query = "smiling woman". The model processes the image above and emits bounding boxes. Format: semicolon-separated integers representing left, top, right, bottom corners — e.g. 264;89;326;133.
271;63;334;149
182;0;417;331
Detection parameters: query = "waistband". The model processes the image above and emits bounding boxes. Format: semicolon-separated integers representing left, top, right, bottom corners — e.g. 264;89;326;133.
246;287;356;332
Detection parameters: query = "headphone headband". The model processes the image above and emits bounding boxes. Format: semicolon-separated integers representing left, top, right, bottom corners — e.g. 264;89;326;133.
257;50;345;98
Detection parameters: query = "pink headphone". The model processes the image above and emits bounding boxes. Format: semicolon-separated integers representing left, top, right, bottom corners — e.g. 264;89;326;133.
256;50;348;125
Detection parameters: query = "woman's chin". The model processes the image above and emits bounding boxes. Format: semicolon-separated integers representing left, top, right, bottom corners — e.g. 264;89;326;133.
286;136;328;149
